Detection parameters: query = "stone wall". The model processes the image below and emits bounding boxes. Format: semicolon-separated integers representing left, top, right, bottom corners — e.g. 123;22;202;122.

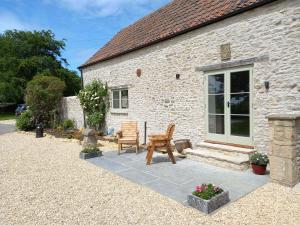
60;96;84;129
82;0;300;151
268;114;300;187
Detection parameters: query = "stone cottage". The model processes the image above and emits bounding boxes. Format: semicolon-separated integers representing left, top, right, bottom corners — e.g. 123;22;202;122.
75;0;300;170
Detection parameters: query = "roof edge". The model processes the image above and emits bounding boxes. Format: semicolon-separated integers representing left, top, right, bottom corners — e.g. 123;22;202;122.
78;0;278;70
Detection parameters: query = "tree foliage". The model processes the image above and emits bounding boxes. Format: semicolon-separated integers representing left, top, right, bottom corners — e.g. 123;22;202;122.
25;75;65;125
0;30;81;103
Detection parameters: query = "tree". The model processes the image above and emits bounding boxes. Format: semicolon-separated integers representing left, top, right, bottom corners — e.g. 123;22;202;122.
25;75;65;125
0;30;81;103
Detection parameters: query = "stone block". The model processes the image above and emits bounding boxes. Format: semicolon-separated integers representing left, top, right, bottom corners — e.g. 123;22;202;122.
269;155;299;187
83;129;98;149
272;126;297;146
271;144;297;159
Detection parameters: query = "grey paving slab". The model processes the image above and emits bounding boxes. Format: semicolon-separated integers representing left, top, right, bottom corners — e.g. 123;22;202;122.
146;179;188;203
87;150;269;204
116;168;158;185
87;157;129;172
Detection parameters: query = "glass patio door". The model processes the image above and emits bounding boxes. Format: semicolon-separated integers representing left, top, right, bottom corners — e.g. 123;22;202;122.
206;67;252;146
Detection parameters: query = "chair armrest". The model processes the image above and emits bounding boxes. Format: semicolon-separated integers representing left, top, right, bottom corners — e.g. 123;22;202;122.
116;131;122;139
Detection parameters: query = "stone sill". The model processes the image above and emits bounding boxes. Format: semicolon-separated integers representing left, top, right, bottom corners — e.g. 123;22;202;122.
110;109;129;114
267;114;300;120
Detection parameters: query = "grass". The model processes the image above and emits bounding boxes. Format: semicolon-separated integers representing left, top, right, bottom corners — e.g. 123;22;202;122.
0;113;16;121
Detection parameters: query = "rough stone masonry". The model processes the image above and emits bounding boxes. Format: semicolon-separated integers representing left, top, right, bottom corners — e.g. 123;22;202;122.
64;0;300;153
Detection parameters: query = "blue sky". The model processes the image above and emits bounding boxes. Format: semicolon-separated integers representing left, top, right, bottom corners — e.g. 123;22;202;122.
0;0;171;73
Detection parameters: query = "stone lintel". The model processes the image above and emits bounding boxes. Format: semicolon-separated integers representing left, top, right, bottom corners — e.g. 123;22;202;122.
195;55;269;72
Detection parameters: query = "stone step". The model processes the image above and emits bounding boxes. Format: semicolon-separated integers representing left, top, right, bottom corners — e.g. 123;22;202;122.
196;142;256;158
185;148;250;171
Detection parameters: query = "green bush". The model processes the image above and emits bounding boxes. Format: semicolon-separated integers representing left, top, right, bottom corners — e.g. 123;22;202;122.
62;119;75;130
86;112;104;130
82;147;100;154
250;152;269;166
192;184;223;200
25;75;65;126
16;110;34;131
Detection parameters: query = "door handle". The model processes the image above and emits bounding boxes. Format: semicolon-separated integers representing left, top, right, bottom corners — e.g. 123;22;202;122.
227;101;230;108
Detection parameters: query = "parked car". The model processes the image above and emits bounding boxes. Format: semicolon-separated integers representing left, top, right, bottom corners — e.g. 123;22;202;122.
15;104;27;116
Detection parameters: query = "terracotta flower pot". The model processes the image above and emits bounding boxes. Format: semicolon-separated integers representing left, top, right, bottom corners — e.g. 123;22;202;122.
251;163;267;175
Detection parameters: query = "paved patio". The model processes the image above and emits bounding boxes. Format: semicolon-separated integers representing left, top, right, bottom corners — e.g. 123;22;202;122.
87;150;269;204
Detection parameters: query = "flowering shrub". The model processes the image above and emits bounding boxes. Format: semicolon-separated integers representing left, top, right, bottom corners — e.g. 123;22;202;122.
250;152;269;166
78;80;108;130
192;184;223;200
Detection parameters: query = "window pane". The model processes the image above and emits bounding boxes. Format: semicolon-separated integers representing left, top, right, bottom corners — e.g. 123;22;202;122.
231;115;250;137
121;90;128;109
113;91;119;100
208;95;224;114
230;93;249;114
230;71;249;93
113;100;120;109
209;115;225;134
113;91;120;108
208;74;224;94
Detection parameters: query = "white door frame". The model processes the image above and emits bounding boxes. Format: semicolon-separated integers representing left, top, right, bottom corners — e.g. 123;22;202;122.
205;66;253;146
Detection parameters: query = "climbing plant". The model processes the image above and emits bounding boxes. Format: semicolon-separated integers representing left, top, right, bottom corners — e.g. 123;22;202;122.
78;80;108;130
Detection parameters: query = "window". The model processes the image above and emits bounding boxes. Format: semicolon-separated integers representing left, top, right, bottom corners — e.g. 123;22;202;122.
112;89;128;109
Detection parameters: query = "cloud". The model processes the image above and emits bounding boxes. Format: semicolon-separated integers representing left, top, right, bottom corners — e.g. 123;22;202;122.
44;0;169;17
0;10;38;33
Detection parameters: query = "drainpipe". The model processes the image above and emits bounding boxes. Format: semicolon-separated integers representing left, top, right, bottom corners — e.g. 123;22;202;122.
80;69;87;128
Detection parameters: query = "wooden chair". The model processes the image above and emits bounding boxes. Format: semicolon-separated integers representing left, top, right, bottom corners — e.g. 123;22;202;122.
146;123;176;165
116;121;139;155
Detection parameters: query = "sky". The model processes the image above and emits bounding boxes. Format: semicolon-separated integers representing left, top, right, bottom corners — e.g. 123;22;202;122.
0;0;171;73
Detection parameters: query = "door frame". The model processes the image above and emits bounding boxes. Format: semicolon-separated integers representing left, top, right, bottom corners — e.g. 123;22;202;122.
205;66;253;146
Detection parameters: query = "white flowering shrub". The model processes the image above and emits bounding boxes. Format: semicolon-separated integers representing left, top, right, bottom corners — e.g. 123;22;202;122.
78;80;108;130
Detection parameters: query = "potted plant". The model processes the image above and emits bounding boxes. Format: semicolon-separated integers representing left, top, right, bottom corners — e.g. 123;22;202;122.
187;184;229;214
249;152;269;175
80;147;102;160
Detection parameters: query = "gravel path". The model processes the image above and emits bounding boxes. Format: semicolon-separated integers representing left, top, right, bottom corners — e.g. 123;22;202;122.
0;126;299;225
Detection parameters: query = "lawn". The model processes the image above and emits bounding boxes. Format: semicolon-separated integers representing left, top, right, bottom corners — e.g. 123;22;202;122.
0;113;15;121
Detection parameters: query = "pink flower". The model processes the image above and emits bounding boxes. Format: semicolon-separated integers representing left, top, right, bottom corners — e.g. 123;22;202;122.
196;186;203;192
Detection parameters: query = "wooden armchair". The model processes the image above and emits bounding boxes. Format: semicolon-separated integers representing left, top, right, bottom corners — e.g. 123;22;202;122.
117;121;139;155
146;123;176;165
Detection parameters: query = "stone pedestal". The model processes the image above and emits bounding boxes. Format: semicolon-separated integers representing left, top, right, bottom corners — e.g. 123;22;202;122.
83;129;97;149
268;114;300;187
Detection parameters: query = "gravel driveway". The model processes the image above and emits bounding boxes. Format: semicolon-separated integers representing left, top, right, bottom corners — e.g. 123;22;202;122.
0;123;299;225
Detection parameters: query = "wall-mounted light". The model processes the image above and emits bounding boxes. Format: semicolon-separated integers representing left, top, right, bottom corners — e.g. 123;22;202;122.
264;81;270;90
176;74;180;80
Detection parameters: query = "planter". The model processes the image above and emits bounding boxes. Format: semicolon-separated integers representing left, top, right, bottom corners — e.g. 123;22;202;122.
174;139;191;153
79;151;102;160
251;163;267;175
187;191;229;214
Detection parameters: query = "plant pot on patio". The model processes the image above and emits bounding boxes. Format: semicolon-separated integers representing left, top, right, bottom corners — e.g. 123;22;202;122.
249;152;269;175
80;148;102;160
187;184;229;214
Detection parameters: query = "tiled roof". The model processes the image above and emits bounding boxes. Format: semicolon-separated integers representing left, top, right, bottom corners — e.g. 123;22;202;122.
80;0;276;68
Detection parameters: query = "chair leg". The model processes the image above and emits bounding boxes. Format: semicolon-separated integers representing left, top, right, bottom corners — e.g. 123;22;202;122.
167;143;176;164
147;145;155;165
136;141;139;154
118;143;121;155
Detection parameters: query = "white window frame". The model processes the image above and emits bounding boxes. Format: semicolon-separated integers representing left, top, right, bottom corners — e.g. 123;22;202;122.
111;89;129;114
